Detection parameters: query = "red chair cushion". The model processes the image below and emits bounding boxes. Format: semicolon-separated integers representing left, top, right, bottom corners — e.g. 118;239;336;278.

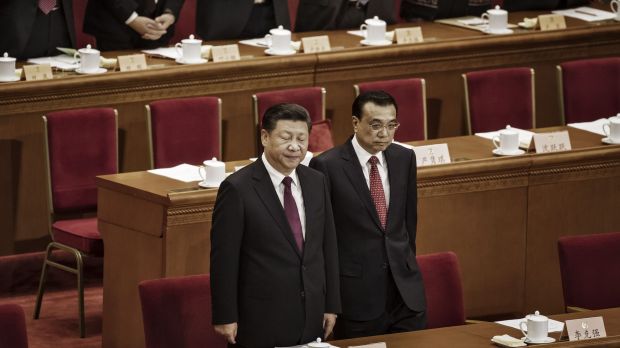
357;78;426;141
52;217;103;256
139;274;226;348
309;120;334;153
0;304;28;348
466;67;534;133
560;57;620;123
255;87;324;126
149;96;221;168
558;232;620;310
417;251;466;329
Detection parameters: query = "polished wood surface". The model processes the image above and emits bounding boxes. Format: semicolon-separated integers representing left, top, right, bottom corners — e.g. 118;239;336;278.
329;307;620;348
96;127;620;348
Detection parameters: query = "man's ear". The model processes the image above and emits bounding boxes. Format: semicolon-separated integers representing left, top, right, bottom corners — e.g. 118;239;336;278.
260;129;269;147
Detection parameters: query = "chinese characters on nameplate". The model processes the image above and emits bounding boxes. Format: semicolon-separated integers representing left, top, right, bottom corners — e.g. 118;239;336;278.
212;45;241;63
24;64;53;81
538;14;567;31
412;144;451;167
301;36;332;53
533;131;572;153
118;54;147;72
395;27;424;44
566;317;606;341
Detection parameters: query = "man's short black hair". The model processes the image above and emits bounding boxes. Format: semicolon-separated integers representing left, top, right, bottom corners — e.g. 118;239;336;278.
352;90;398;120
262;103;312;132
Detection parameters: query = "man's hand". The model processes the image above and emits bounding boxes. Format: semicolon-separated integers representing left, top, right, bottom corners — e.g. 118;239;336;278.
214;322;238;344
323;313;337;339
154;13;175;30
128;16;166;40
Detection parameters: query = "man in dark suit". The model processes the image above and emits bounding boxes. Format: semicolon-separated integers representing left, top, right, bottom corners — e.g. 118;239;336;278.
294;0;340;32
401;0;490;21
196;0;290;40
335;0;396;29
0;0;75;59
310;91;426;339
211;103;340;348
84;0;184;51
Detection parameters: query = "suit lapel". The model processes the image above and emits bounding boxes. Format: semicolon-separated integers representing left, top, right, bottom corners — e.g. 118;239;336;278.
341;140;384;232
252;159;302;259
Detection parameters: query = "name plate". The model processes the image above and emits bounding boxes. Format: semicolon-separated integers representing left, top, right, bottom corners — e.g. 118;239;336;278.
212;44;241;63
533;131;572;153
24;64;53;81
118;54;147;72
413;144;451;167
566;317;606;341
301;35;331;53
395;27;424;44
538;14;566;31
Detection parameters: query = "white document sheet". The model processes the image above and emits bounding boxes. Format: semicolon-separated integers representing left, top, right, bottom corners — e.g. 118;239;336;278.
552;7;616;22
147;163;202;182
239;38;301;51
27;55;79;70
567;117;615;136
142;45;212;60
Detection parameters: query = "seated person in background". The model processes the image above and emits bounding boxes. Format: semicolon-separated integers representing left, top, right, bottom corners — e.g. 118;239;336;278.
502;0;590;11
0;0;75;60
401;0;490;21
335;0;396;29
84;0;184;51
294;0;340;32
196;0;290;40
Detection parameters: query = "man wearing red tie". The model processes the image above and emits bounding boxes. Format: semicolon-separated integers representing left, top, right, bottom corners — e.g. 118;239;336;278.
0;0;75;59
310;91;427;338
210;103;340;348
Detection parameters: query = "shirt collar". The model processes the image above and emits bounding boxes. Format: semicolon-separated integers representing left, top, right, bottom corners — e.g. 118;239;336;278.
261;153;299;187
352;135;386;167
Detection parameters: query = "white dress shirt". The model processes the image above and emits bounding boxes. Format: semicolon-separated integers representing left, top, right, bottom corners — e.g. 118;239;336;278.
352;135;390;208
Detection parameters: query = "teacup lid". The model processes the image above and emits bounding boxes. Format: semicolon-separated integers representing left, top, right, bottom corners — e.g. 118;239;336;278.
365;16;386;26
79;44;99;54
270;25;290;35
308;338;330;348
182;34;202;43
500;125;518;134
489;5;506;14
526;310;548;321
204;157;225;167
0;52;16;62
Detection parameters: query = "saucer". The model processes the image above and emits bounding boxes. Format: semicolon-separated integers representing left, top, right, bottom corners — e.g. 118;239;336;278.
75;67;107;75
492;148;525;156
0;75;20;82
484;28;514;35
264;48;296;56
198;181;221;189
175;57;207;65
360;39;392;46
602;137;620;145
521;337;556;344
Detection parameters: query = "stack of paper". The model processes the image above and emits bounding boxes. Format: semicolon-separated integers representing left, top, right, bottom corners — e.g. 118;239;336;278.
27;55;79;70
552;7;616;22
147;163;202;182
568;117;615;136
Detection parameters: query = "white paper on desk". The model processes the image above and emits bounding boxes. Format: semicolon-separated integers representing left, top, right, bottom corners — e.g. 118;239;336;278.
239;38;301;51
568;117;615;136
348;343;386;348
552;7;616;22
495;318;565;333
275;344;339;348
476;128;534;149
346;30;394;42
147;163;203;182
27;55;78;70
142;45;213;60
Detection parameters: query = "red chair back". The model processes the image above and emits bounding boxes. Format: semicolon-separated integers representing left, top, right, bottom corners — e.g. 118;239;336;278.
0;304;28;348
44;108;117;214
417;252;466;329
558;232;620;310
254;87;325;127
464;67;535;134
558;57;620;124
148;96;221;168
356;78;427;141
170;0;197;43
72;0;97;48
139;274;226;348
309;119;334;153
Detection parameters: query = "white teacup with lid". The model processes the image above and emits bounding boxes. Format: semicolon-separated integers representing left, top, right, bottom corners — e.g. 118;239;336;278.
520;310;550;342
0;52;18;82
482;5;509;33
175;34;203;63
74;44;101;73
265;25;293;54
492;125;520;155
198;157;226;188
603;117;620;143
360;16;387;44
307;338;330;348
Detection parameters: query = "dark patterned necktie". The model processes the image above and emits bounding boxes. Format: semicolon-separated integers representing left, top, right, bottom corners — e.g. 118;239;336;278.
283;177;304;252
38;0;57;15
369;156;387;229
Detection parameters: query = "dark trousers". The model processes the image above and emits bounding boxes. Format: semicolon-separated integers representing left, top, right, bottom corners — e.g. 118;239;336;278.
334;272;426;339
21;7;71;59
336;3;369;29
239;2;277;39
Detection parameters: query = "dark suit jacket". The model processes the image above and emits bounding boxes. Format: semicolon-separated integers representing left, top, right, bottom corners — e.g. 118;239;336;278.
294;0;340;32
83;0;184;45
310;139;426;321
0;0;75;58
210;158;340;348
196;0;290;40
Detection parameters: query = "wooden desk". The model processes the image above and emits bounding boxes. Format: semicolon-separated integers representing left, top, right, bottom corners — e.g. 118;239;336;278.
2;7;619;254
96;127;620;348
329;307;620;348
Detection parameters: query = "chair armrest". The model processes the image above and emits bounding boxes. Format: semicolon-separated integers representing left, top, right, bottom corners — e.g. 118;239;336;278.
465;319;487;325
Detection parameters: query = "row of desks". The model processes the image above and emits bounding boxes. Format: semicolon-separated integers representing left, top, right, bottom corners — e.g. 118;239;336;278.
96;126;620;348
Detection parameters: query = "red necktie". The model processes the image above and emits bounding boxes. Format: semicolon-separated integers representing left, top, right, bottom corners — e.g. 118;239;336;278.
283;177;304;252
369;156;387;230
38;0;57;15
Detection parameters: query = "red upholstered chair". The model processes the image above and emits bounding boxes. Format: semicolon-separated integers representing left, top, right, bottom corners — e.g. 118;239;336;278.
146;96;222;168
34;108;118;338
253;87;327;153
557;232;620;312
354;78;428;141
309;119;334;152
557;57;620;124
170;0;197;43
0;304;29;348
139;274;226;348
417;251;466;329
463;67;535;134
72;0;97;48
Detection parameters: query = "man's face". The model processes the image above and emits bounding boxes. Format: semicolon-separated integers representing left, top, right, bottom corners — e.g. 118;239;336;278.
261;120;309;175
352;102;398;154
